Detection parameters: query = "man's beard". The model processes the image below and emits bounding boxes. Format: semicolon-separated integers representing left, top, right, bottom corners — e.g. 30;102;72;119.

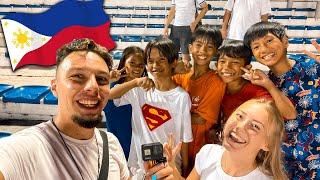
72;114;102;129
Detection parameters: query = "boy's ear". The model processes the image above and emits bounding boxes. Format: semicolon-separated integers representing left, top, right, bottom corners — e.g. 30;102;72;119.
282;36;289;48
50;79;58;97
261;142;270;152
244;64;252;70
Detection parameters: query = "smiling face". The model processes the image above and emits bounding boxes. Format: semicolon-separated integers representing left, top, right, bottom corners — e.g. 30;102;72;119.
124;53;145;81
189;38;217;67
223;101;270;155
146;48;173;79
51;51;110;128
250;33;288;68
217;55;251;84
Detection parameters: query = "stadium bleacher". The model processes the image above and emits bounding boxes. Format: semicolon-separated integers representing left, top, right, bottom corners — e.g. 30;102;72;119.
0;0;320;122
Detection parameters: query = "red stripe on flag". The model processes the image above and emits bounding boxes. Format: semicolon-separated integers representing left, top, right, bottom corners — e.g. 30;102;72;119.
15;21;114;70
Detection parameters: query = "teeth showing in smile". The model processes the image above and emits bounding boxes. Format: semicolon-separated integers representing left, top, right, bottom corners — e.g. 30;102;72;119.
221;72;233;77
229;132;246;144
198;56;207;60
78;100;98;108
262;53;275;60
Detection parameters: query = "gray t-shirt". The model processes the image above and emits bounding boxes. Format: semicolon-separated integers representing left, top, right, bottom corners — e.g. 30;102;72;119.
0;121;130;180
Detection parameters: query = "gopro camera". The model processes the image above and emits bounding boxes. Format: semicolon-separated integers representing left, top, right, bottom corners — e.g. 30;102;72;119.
141;142;167;166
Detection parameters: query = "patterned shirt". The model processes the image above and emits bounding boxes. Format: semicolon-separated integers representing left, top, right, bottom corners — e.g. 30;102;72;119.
269;58;320;179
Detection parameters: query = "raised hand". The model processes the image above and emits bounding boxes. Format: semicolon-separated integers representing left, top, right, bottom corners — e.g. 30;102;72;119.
109;67;127;82
136;77;155;91
303;39;320;63
241;67;274;89
163;134;182;169
174;60;192;74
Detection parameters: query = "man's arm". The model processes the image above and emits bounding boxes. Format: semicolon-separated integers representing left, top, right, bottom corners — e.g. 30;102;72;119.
261;14;269;22
221;10;231;39
190;2;209;32
163;6;176;37
108;77;154;99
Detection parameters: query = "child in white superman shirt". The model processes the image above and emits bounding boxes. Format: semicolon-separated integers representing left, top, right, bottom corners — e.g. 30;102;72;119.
109;37;193;176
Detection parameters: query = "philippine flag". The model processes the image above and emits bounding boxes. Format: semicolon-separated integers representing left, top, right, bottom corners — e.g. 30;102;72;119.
1;0;115;71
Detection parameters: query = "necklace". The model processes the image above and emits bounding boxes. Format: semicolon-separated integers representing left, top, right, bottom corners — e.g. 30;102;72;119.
51;120;100;179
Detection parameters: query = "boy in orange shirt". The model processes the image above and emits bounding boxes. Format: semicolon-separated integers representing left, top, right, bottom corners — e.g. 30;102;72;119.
173;25;225;173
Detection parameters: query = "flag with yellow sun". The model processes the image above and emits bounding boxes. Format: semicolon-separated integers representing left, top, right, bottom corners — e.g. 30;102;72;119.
1;0;114;71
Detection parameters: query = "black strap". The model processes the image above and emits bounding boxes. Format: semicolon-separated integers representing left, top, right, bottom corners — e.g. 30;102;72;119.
194;0;198;13
98;130;109;180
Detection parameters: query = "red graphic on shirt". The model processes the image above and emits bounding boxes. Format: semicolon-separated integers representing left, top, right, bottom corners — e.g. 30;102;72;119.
142;104;171;131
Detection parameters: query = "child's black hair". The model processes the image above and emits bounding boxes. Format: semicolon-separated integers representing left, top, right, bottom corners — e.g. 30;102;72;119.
145;37;179;64
190;24;223;51
244;22;287;48
217;39;252;65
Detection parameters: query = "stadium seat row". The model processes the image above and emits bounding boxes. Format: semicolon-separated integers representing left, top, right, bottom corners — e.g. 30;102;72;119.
0;84;57;105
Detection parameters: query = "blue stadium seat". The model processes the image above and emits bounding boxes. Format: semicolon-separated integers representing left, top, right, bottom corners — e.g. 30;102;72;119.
213;7;224;11
43;91;58;105
149;15;165;19
122;35;142;42
273;15;291;19
151;6;165;10
291;16;307;20
278;8;295;11
286;25;306;30
113;51;123;60
132;14;148;19
104;6;118;9
288;38;304;44
144;36;158;42
135;6;149;10
0;132;11;139
0;84;14;97
111;23;126;28
147;24;164;28
127;23;145;28
295;8;315;12
118;6;134;10
204;15;221;19
113;14;131;18
2;85;50;104
111;35;121;42
306;26;320;30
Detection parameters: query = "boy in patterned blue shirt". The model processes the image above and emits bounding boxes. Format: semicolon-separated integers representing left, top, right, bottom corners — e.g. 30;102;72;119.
244;22;320;179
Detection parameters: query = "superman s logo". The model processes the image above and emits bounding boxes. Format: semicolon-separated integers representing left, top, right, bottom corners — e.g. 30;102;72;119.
142;104;172;131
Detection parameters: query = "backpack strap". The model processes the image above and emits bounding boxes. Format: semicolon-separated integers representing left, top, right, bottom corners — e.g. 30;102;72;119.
98;130;109;180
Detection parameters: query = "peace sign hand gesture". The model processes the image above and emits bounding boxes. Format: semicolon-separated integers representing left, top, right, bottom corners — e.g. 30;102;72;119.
109;67;127;83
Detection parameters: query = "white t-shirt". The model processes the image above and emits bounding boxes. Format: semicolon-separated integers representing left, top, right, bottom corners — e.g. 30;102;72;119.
114;86;193;174
224;0;271;40
172;0;206;26
195;144;272;180
0;121;130;180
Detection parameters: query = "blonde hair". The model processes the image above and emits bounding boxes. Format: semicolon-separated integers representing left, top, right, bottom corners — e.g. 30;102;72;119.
247;99;287;180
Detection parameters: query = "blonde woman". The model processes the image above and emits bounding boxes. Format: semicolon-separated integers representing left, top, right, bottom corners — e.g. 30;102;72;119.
164;99;287;180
